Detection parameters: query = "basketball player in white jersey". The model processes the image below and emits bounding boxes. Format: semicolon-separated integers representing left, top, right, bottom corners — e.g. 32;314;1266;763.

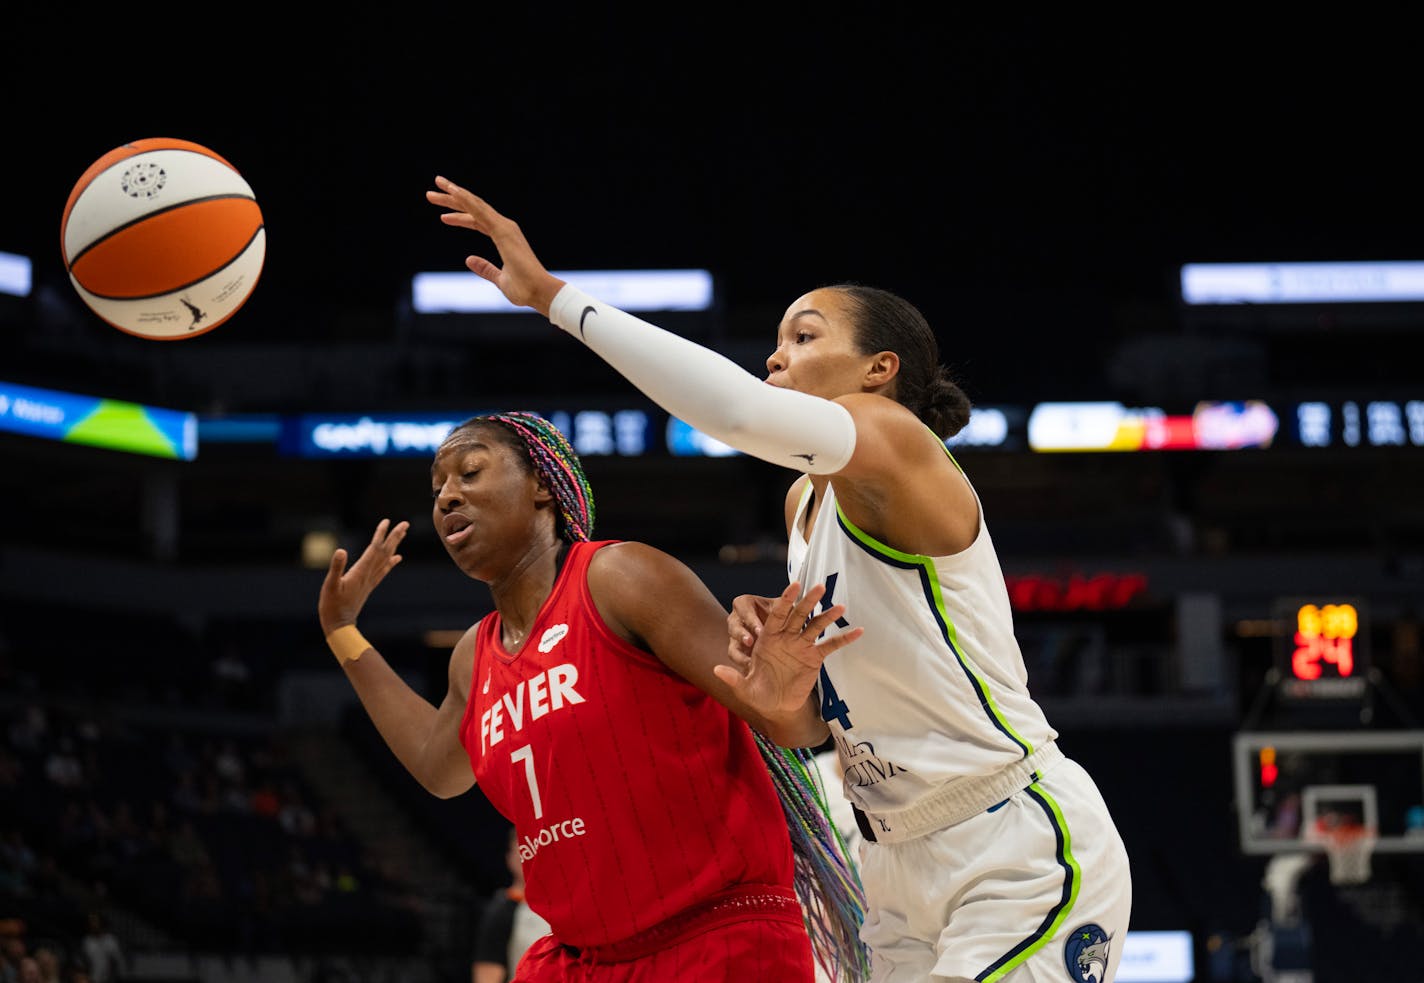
428;175;1133;983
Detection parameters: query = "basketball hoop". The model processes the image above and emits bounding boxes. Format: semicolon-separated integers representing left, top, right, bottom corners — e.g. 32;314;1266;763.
1310;821;1377;886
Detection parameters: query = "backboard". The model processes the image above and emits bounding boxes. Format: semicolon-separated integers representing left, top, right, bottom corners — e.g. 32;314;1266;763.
1233;730;1424;855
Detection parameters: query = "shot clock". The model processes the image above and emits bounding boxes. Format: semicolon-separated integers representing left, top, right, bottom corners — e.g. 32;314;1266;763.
1273;597;1369;700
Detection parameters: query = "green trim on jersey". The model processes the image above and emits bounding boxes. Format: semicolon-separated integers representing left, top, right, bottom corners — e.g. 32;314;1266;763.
830;495;1036;757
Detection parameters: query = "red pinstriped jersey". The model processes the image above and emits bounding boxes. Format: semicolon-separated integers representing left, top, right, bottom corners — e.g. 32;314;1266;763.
458;540;795;948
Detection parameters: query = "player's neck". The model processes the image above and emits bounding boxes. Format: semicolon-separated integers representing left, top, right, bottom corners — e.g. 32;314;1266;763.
492;539;568;646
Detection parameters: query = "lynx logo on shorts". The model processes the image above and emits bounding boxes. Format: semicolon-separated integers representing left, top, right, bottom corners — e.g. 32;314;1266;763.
1063;924;1112;983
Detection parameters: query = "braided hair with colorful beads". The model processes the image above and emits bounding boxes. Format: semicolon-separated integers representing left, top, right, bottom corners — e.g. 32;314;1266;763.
441;411;595;543
757;735;872;982
441;412;866;977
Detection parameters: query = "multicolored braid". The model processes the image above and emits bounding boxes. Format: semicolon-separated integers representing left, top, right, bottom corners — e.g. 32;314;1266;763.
455;411;596;543
443;413;866;974
755;734;872;982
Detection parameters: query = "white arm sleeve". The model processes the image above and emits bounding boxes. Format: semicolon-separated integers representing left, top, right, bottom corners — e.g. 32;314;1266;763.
549;284;856;474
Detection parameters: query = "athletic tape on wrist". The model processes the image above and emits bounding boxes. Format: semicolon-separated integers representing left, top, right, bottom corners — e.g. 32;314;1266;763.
326;625;371;666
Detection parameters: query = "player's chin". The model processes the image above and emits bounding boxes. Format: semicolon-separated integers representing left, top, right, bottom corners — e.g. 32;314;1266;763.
440;537;470;568
444;542;489;580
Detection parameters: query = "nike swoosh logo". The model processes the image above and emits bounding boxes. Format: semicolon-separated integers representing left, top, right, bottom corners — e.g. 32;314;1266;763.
578;305;597;338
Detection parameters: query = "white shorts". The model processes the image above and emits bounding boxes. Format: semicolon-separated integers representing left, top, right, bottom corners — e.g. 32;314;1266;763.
859;756;1132;983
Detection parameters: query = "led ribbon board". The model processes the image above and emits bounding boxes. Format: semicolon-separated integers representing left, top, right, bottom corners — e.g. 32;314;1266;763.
281;410;652;458
412;269;714;313
0;380;196;460
1182;261;1424;304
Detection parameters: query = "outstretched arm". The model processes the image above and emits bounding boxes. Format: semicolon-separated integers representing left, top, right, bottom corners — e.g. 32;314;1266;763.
427;177;856;474
318;519;476;798
586;543;858;747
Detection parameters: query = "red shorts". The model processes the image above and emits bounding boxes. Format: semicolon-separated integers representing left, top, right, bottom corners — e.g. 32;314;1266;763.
513;884;814;982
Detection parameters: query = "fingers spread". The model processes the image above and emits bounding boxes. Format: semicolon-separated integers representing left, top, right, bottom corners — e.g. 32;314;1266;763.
817;625;864;656
801;603;847;638
794;583;825;618
765;582;803;632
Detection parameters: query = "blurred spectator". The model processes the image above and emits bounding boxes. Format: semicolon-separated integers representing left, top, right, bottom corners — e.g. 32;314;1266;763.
181;857;224;906
106;803;147;864
1;919;30;983
249;779;281;820
76;914;122;983
277;785;317;838
167;818;211;871
30;946;60;983
28;856;64;909
168;772;205;815
7;705;49;756
332;865;359;895
210;643;253;709
0;828;37;897
210;740;245;787
42;741;83;791
71;715;102;748
471;827;549;983
1269;792;1303;840
287;847;324;907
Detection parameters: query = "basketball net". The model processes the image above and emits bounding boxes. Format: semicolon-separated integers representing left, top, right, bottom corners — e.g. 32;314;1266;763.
1308;820;1377;886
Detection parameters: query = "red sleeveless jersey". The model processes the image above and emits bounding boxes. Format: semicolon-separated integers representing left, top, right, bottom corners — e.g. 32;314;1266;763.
458;540;796;948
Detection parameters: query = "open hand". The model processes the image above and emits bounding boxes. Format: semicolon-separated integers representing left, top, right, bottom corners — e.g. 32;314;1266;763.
713;581;863;718
426;176;565;316
318;519;409;635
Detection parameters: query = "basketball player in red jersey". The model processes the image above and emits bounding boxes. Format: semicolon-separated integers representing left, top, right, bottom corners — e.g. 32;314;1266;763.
317;412;864;982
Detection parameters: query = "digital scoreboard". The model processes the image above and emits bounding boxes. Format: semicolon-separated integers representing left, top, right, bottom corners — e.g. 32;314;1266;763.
1273;598;1368;700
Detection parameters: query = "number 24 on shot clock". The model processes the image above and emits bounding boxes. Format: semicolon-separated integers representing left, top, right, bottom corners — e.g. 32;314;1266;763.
1273;597;1368;700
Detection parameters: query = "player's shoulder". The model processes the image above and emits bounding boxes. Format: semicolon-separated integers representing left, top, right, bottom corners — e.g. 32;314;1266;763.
586;540;691;590
584;540;716;644
455;618;485;651
834;393;952;484
834;390;921;424
587;538;664;566
836;392;946;449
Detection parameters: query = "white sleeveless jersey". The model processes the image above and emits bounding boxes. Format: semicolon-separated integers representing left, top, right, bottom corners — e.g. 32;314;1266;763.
787;461;1057;817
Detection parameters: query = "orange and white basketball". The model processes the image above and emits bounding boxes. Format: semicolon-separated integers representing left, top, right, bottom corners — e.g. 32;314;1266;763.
60;137;265;340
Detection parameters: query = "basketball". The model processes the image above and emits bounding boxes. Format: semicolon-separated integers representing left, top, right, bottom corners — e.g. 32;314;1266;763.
60;137;266;340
